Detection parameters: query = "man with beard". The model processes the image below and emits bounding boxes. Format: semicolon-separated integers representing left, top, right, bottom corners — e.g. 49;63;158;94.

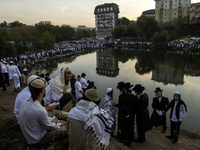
150;87;169;133
19;79;67;145
44;67;73;110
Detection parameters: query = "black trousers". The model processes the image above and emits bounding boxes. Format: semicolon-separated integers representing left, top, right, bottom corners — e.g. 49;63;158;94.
59;93;73;110
170;120;181;141
3;73;10;86
162;115;167;131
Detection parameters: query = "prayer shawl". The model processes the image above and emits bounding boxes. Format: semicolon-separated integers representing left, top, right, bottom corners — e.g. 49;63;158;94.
68;100;114;149
49;68;71;95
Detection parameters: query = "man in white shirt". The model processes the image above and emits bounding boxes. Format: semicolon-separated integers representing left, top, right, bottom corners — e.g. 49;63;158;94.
165;91;187;144
44;67;73;110
80;73;88;92
75;75;84;101
8;61;21;92
14;75;68;124
19;79;67;145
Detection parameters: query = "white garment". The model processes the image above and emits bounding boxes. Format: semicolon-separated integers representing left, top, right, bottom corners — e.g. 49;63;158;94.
19;97;61;144
75;80;83;99
1;65;8;73
68;100;113;148
44;85;72;106
171;101;187;122
14;87;31;123
80;77;88;89
8;65;21;88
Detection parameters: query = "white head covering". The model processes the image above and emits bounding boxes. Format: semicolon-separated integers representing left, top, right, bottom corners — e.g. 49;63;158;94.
27;75;39;85
106;88;112;94
174;91;181;95
23;68;27;72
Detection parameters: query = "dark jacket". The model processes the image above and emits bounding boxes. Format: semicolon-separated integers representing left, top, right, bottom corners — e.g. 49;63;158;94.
165;99;187;120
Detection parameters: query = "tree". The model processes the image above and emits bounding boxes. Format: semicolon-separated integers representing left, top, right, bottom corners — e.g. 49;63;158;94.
41;31;56;49
126;22;137;37
151;30;169;44
35;21;54;36
58;25;75;40
112;24;126;39
137;15;158;40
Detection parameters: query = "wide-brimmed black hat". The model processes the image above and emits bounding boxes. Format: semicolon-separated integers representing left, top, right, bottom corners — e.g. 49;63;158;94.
117;82;125;89
124;82;133;90
132;84;145;93
154;87;163;93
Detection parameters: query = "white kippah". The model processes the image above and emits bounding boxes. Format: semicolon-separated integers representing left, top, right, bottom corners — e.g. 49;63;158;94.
174;91;181;95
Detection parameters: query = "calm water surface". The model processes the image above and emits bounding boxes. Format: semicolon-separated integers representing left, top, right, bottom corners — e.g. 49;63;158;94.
29;49;200;135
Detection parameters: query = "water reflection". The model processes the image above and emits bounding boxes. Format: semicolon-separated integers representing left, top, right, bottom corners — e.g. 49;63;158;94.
111;49;200;85
96;50;119;77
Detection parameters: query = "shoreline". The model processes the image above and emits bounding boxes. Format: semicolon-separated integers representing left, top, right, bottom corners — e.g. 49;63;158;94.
0;85;200;149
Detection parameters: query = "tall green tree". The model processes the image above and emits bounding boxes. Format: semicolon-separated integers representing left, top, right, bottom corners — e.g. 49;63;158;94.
112;24;126;39
126;22;137;37
137;15;158;40
41;31;56;49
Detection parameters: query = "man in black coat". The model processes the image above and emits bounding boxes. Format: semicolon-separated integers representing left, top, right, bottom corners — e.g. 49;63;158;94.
150;87;169;133
133;84;150;143
115;82;127;138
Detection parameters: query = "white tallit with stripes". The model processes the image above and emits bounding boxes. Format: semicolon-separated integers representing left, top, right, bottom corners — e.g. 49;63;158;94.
68;100;114;149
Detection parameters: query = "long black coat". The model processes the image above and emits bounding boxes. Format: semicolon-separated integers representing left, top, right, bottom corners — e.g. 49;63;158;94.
136;93;150;133
150;96;169;127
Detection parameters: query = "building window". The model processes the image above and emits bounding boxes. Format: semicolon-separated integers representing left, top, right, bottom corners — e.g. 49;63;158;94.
107;7;109;11
110;7;113;11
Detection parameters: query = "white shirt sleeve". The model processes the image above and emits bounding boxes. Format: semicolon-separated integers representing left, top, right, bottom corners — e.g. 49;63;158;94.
179;104;186;121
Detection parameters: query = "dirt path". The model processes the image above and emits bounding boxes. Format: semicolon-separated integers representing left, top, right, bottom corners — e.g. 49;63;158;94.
0;86;200;150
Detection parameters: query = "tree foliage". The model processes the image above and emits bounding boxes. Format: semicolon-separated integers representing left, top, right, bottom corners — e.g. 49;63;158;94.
41;31;56;49
112;24;126;39
137;15;158;40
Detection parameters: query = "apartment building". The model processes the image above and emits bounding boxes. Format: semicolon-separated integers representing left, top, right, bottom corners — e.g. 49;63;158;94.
94;3;119;38
155;0;191;23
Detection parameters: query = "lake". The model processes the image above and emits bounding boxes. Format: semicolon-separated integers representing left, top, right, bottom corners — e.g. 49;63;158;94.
29;48;200;135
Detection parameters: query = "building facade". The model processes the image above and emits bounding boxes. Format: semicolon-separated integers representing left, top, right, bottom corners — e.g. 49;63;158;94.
155;0;191;23
190;3;200;23
94;3;119;38
142;9;156;18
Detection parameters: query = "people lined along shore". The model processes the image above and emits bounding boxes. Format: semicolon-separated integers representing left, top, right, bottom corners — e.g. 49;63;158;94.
1;38;200;69
11;67;187;149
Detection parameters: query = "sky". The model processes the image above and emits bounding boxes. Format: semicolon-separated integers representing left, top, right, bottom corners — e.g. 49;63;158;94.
0;0;199;27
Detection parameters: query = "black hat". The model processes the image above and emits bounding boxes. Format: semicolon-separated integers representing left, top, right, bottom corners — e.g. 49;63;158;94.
117;82;125;89
154;87;163;93
45;72;50;76
132;84;145;93
124;82;133;90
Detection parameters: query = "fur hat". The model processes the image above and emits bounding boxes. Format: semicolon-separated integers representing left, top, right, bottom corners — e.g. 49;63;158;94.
85;89;100;102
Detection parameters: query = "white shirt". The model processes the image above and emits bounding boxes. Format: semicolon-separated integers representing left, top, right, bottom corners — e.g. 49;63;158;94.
8;65;21;80
44;85;72;106
19;97;61;144
1;65;8;73
75;80;83;99
171;100;187;122
80;77;88;89
14;87;31;123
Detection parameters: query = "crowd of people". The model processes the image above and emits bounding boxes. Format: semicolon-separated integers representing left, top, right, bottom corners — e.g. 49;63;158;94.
5;65;187;149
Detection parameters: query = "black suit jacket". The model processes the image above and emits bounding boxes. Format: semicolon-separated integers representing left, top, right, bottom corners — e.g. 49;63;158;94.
152;96;169;111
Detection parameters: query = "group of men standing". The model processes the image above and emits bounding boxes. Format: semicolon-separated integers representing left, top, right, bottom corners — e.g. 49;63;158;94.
0;61;22;92
115;83;187;146
12;67;187;149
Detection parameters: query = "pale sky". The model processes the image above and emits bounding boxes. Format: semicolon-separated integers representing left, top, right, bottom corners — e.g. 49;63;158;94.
0;0;199;27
